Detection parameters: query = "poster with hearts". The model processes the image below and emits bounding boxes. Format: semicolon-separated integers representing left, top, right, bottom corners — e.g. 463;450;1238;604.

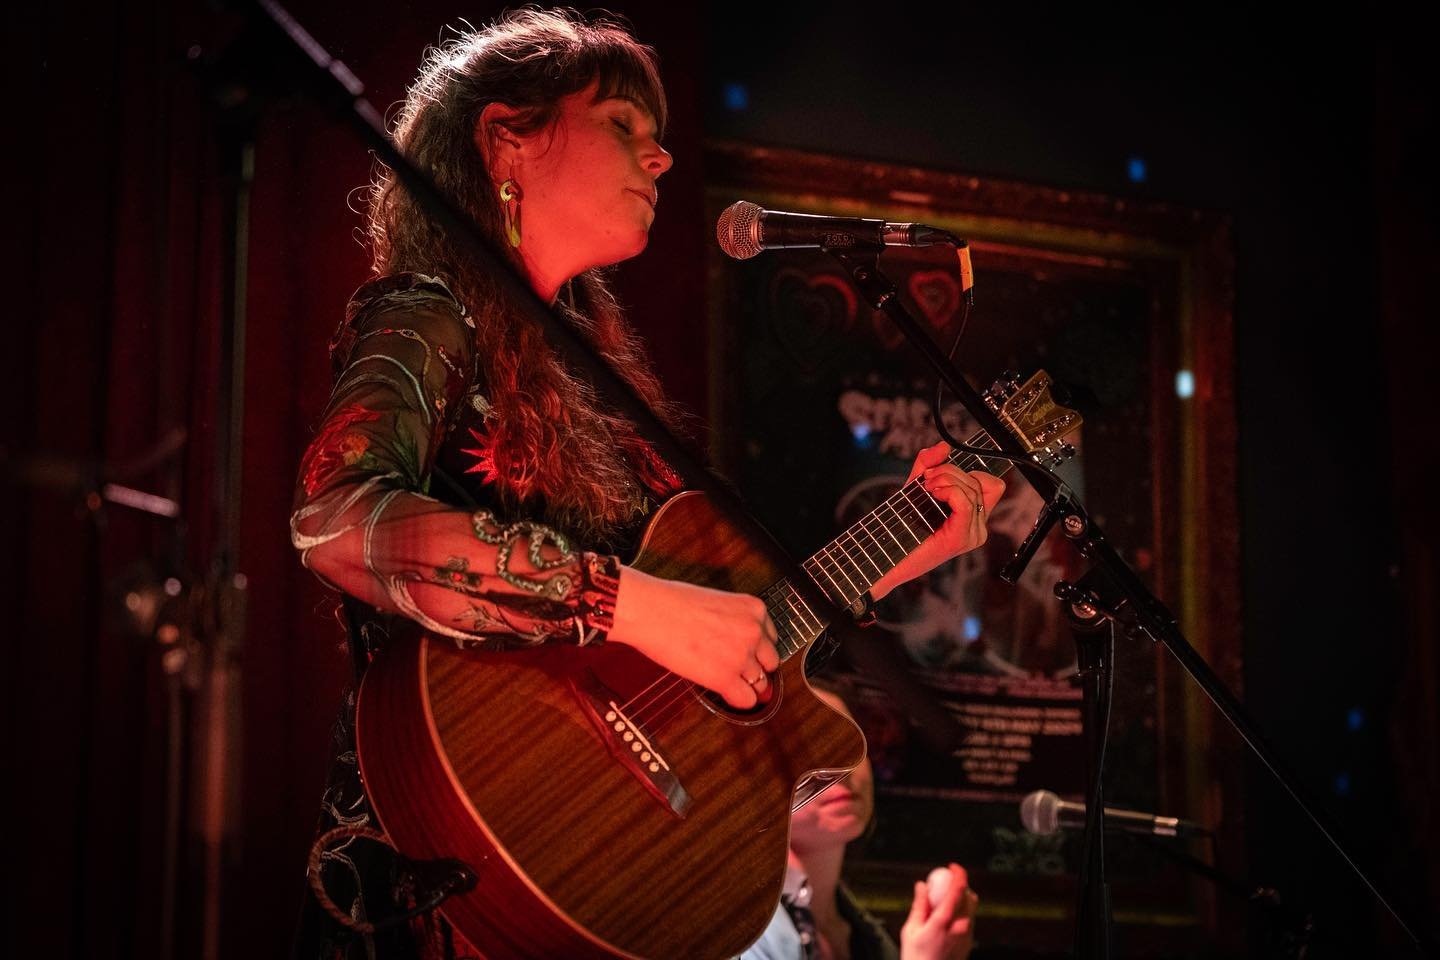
701;144;1237;945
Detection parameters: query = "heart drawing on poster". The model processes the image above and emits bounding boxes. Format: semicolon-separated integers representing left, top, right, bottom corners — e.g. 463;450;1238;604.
767;268;859;375
907;269;961;331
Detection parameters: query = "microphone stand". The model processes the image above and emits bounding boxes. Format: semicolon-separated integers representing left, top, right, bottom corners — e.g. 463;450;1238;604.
1071;616;1116;959
819;242;1434;956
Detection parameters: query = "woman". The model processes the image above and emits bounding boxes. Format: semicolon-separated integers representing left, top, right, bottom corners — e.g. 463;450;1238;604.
290;9;1004;958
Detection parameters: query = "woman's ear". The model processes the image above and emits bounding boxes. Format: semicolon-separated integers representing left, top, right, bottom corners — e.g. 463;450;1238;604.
475;101;525;180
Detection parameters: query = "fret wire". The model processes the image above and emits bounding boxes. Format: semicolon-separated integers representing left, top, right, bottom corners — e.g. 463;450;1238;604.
883;497;924;547
874;499;918;552
843;516;885;571
783;583;823;635
767;580;810;645
844;528;886;581
905;483;949;528
861;511;906;564
893;487;936;535
766;600;798;655
773;590;803;656
849;526;885;575
946;428;1027;479
915;480;950;518
915;482;947;514
769;602;799;659
820;549;862;603
822;540;866;596
817;544;846;595
773;629;792;660
900;485;940;532
946;429;992;471
804;556;851;606
794;590;824;635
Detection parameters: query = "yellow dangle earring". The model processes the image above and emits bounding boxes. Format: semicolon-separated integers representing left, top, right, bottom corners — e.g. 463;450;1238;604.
499;179;523;248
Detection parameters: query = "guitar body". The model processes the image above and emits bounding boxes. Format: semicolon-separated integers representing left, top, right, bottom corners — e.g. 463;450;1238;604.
355;491;868;959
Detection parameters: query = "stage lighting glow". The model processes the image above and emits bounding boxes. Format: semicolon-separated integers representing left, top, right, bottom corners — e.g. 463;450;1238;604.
850;422;871;444
1346;707;1365;731
723;82;749;112
1333;772;1352;796
1175;369;1195;398
963;615;982;642
1127;156;1147;183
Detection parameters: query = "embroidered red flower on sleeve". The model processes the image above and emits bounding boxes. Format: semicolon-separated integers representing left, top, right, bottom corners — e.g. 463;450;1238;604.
300;404;384;495
459;426;502;486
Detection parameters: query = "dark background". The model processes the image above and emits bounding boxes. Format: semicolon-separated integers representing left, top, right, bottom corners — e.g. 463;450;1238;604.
7;1;1436;957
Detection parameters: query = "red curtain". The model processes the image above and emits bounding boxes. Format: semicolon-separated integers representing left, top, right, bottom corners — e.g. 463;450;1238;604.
8;3;706;956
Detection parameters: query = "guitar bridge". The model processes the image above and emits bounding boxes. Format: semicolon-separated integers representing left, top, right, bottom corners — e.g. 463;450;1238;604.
572;675;691;818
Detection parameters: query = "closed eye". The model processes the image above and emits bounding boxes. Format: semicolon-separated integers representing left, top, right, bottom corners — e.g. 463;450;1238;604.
611;116;632;134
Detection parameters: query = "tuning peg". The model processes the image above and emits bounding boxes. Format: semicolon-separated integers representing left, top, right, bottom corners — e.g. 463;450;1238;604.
984;371;1024;407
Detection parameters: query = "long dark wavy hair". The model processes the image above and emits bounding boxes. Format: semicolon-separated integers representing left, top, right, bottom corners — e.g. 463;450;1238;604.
367;8;690;544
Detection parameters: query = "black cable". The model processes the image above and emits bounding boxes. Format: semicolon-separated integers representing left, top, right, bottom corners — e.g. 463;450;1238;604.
932;298;972;438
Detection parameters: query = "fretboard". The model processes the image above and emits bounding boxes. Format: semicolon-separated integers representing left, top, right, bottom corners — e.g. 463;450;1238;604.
763;429;1017;659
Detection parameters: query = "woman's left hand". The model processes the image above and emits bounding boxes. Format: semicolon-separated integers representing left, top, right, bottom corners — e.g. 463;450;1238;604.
911;440;1006;558
869;442;1006;602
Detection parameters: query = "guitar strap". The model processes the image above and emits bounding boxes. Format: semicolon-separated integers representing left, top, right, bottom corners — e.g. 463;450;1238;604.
339;593;376;678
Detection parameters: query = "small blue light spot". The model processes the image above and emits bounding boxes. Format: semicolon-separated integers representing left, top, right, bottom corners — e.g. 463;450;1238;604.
1175;369;1195;399
1127;156;1147;183
722;82;750;112
1346;707;1365;732
850;422;871;445
1333;772;1352;797
962;615;982;642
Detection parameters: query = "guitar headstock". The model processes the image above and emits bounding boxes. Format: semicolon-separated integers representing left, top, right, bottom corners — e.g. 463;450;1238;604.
987;370;1082;467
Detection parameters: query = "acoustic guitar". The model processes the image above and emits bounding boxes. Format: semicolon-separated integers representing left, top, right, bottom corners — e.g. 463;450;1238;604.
355;371;1080;958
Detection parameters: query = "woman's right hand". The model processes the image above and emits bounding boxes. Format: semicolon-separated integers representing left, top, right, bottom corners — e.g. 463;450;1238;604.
608;565;780;709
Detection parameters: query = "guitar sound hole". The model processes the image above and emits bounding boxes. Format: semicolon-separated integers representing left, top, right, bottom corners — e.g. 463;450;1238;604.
697;671;782;724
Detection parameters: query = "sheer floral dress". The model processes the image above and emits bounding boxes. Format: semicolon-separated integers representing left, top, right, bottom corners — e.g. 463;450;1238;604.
289;273;680;959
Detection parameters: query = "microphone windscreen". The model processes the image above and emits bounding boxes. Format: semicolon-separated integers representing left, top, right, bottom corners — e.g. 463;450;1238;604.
1020;789;1061;835
716;200;763;259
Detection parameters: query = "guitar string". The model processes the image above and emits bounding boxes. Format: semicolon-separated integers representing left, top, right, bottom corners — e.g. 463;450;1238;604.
634;455;1012;734
614;577;795;724
626;479;950;730
619;440;1006;730
618;438;1012;729
626;443;1003;731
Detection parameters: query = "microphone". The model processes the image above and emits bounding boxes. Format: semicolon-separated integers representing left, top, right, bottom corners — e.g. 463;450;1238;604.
716;200;956;260
1020;789;1209;839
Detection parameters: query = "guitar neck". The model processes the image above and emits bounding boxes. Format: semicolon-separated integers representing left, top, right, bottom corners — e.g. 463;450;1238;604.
763;429;1018;661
